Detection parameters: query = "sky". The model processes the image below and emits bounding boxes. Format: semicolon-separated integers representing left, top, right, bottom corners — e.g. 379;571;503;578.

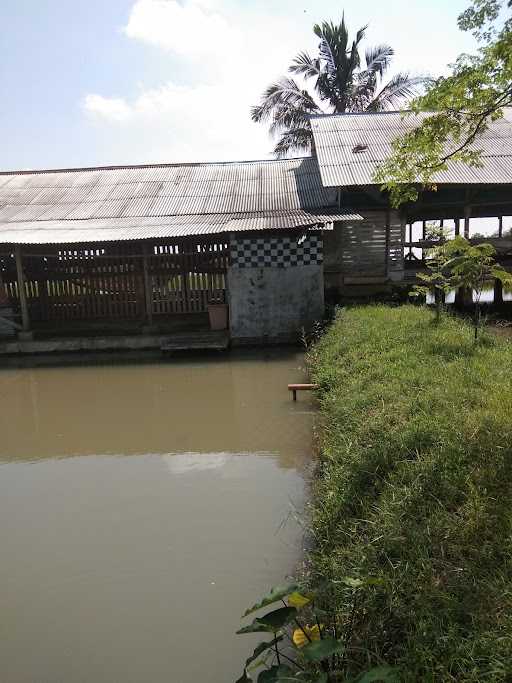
0;0;478;171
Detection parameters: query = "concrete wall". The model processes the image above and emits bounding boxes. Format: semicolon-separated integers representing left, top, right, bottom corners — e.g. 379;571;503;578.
228;265;324;343
228;233;324;343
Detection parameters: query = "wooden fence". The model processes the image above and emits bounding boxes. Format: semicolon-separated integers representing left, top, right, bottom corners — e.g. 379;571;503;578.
0;238;229;324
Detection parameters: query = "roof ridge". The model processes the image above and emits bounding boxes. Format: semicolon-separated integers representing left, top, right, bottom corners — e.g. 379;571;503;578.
310;110;415;120
0;156;313;177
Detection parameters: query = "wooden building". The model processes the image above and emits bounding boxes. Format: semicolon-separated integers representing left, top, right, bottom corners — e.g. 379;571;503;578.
1;110;512;353
0;158;354;351
310;110;512;298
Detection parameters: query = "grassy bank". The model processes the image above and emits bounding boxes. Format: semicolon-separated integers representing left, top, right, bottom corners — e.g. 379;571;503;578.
307;305;512;681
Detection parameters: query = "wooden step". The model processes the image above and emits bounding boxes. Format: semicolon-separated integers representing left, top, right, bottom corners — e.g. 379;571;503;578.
161;332;229;352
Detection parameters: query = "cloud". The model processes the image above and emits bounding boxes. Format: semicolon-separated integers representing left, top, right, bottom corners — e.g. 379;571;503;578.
123;0;235;58
82;0;298;163
84;94;133;122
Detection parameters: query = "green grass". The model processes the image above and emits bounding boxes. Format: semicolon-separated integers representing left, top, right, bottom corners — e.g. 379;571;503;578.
307;305;512;681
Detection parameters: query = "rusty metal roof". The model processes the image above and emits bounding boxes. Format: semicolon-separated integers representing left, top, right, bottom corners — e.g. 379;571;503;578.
0;210;360;245
310;111;512;187
0;157;361;244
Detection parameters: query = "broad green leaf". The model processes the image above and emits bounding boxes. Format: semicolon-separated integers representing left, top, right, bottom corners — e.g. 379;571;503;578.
243;583;299;617
244;636;284;668
237;607;297;634
302;636;344;662
353;666;399;682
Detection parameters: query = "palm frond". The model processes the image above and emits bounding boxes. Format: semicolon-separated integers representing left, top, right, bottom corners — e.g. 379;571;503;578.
269;101;317;136
274;127;313;158
314;22;338;75
289;51;322;79
363;44;394;78
355;23;368;45
251;78;321;123
368;73;428;111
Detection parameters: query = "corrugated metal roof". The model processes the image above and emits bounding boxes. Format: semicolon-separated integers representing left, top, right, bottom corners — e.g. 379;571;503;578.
0;158;361;244
0;157;353;244
310;111;512;188
0;210;360;245
0;157;335;221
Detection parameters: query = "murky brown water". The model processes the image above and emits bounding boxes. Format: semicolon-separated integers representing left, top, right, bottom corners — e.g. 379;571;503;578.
0;350;313;683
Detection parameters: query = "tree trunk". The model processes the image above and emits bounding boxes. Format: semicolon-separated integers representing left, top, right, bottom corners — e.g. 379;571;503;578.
455;285;472;310
494;278;504;306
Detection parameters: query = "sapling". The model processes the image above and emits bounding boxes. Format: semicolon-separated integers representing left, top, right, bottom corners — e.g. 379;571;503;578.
411;227;454;323
444;236;512;340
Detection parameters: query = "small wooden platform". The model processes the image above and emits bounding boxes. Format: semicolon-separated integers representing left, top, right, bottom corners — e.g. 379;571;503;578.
288;383;319;400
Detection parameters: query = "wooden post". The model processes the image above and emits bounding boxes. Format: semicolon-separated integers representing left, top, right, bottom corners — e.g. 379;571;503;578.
14;245;30;333
385;211;391;278
0;273;8;306
455;218;460;236
464;205;471;239
499;215;503;238
142;244;153;327
494;278;504;306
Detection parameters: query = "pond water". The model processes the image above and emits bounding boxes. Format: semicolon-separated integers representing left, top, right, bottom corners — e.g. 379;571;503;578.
0;350;313;683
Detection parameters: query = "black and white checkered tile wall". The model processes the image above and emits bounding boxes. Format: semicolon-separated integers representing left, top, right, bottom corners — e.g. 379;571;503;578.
231;234;323;268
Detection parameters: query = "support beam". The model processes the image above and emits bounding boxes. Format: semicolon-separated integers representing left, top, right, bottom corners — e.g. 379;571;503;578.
454;218;460;236
14;245;30;333
499;215;503;238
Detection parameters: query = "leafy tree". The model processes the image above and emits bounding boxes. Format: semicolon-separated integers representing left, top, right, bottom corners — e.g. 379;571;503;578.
444;236;512;339
252;16;426;157
375;0;512;206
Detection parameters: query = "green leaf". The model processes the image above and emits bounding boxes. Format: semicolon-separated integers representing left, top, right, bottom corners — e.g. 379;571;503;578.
257;665;293;682
244;636;284;668
353;666;400;682
237;607;297;634
243;583;299;617
302;636;344;662
287;592;313;609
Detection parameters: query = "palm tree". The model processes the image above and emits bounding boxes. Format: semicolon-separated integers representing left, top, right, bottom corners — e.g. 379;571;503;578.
252;16;427;157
